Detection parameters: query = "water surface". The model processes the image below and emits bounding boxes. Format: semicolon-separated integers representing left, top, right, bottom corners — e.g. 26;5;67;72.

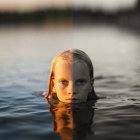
0;25;140;140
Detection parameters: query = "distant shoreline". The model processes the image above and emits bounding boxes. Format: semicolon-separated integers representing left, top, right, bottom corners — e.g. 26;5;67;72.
0;8;140;32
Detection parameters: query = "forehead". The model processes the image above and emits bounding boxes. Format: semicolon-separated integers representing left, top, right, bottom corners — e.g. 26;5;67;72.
73;60;90;78
54;59;90;79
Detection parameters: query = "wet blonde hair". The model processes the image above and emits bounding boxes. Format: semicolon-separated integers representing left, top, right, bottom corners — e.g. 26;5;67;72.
45;48;97;101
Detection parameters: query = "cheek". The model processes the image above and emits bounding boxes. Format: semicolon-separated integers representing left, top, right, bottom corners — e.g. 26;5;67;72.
80;83;91;91
78;84;91;97
55;87;67;98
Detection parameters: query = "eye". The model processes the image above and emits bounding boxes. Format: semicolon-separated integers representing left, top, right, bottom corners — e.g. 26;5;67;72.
59;80;68;86
76;79;86;86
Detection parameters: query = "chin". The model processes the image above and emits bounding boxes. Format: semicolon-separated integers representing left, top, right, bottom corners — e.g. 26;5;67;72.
67;99;86;104
60;99;86;104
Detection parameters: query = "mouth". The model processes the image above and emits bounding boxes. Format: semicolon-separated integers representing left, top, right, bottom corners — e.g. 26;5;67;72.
66;98;79;102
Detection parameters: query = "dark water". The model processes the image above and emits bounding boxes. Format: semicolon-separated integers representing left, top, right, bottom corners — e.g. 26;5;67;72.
0;25;140;140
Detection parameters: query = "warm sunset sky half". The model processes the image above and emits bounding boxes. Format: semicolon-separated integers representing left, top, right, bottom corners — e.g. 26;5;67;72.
0;0;137;12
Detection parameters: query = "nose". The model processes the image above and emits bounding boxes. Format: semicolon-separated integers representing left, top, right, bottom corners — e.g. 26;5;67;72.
67;83;72;96
67;83;76;96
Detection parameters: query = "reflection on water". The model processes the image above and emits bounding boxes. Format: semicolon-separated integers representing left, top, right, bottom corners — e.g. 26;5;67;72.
48;101;95;140
50;103;73;140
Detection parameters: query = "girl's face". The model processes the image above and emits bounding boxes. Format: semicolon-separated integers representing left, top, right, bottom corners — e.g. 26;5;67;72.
53;59;92;103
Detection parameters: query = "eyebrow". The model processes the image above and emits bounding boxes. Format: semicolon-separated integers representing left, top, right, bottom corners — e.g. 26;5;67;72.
56;78;68;81
56;78;88;82
75;78;87;81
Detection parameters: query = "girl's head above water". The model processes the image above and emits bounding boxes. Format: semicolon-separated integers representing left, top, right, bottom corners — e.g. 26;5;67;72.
45;48;98;103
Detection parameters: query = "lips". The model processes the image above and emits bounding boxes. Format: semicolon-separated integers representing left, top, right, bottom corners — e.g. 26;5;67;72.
66;98;79;102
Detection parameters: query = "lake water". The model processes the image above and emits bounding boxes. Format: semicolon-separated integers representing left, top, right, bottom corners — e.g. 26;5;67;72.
0;24;140;140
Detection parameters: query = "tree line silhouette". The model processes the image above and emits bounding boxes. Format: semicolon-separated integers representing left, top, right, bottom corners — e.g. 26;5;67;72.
0;0;139;29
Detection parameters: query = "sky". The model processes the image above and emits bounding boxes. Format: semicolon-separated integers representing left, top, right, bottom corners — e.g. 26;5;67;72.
0;0;137;12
